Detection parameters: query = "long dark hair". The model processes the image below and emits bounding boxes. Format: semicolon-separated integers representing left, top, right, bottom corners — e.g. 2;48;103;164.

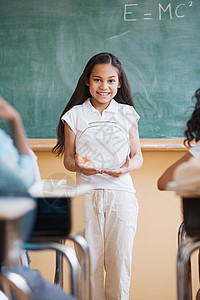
184;88;200;146
52;52;135;156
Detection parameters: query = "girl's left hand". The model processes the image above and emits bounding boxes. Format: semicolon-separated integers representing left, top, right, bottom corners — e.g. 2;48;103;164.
102;155;130;178
75;153;102;176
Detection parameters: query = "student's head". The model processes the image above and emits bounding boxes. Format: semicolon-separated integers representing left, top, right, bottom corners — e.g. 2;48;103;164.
53;52;135;156
184;88;200;146
84;54;121;109
83;53;134;105
66;52;134;111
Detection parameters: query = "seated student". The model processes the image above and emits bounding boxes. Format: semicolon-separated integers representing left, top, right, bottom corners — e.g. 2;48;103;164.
157;88;200;190
0;96;76;300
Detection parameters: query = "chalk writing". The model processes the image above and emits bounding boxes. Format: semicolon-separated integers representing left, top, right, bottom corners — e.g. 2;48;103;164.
124;2;193;21
124;4;138;21
143;13;153;21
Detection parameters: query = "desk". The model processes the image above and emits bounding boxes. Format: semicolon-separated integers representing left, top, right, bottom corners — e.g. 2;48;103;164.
168;184;200;300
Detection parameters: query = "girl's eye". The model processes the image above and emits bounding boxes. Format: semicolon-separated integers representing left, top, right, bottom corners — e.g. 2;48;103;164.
109;80;115;83
94;79;101;82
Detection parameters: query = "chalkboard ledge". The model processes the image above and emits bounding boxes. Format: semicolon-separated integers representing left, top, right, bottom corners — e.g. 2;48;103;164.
27;139;189;152
140;139;188;151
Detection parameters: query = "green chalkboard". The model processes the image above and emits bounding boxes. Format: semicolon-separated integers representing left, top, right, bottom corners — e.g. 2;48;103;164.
0;0;200;138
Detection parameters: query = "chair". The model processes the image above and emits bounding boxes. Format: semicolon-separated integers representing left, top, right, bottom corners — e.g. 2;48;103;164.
0;193;81;299
24;241;79;297
0;290;9;300
23;194;90;300
0;195;35;300
177;195;200;300
0;271;32;300
67;233;90;300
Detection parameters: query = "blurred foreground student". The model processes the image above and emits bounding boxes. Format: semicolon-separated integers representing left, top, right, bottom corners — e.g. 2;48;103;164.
157;88;200;190
0;96;76;300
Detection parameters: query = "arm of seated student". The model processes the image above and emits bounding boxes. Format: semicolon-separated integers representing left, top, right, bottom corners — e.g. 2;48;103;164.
0;96;30;156
0;96;35;189
0;154;34;190
157;151;192;190
103;121;143;178
63;122;101;176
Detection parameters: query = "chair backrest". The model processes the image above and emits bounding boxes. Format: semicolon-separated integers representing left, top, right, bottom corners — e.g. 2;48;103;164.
29;180;74;242
182;196;200;237
28;196;71;242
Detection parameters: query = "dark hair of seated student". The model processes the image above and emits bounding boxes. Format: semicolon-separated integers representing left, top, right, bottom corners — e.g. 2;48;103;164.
184;88;200;146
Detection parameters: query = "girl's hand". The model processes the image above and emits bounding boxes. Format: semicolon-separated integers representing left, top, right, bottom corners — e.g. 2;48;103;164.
102;155;130;178
75;153;102;176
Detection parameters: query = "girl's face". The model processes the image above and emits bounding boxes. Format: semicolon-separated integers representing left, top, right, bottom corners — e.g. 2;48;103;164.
86;63;121;113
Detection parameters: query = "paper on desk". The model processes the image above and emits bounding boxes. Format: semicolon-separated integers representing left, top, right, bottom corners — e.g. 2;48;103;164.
29;180;93;198
166;181;178;191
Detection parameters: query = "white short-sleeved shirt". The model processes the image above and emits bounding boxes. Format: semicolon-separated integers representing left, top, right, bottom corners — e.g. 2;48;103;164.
189;140;200;158
62;98;140;193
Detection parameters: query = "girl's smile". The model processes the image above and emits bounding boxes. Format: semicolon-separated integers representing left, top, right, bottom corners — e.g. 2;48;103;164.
86;63;121;113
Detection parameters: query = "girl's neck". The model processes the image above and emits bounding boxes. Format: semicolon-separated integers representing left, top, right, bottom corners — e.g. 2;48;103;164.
90;98;112;115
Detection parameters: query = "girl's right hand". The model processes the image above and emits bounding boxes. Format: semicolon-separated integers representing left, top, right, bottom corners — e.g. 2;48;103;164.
75;153;102;176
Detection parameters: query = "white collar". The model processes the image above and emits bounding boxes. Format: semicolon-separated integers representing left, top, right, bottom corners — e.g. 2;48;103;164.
82;98;118;115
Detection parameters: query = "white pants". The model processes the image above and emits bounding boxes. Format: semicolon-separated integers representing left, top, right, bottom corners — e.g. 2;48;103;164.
84;190;139;300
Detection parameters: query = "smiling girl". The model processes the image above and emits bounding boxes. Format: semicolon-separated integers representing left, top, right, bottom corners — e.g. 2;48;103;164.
53;53;143;300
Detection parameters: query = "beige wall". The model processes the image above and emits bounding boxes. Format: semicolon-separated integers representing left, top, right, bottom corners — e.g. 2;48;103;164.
29;149;198;299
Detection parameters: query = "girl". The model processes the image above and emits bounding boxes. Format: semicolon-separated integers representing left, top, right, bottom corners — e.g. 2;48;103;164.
53;52;143;300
